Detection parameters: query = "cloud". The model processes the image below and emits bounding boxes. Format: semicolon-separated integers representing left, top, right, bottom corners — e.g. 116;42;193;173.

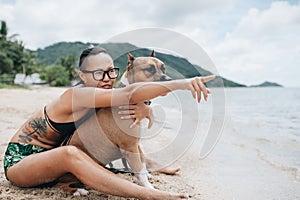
1;0;141;48
1;0;238;48
0;0;299;86
0;3;14;23
144;0;237;26
210;1;300;86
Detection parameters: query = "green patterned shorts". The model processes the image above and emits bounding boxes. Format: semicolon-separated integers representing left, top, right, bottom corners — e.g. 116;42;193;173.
3;142;47;180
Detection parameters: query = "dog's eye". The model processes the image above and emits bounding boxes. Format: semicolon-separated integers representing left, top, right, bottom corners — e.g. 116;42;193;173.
144;66;156;74
161;65;166;73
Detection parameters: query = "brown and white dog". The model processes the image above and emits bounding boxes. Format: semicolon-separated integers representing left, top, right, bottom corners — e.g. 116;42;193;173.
61;51;172;195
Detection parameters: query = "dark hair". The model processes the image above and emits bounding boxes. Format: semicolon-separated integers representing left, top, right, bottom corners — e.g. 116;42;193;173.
78;46;107;70
73;46;108;86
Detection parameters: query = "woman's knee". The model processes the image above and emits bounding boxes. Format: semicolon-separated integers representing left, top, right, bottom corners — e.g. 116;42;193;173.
59;145;93;176
61;145;83;160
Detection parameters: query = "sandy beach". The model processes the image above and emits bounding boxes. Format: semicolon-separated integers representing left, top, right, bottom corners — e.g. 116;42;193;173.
0;87;229;200
1;87;299;200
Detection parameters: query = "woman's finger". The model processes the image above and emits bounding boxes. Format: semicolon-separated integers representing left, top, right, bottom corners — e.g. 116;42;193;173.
200;75;216;83
207;88;211;94
130;119;140;128
120;114;136;120
198;81;208;101
147;117;153;129
192;79;202;103
118;110;135;115
119;105;137;110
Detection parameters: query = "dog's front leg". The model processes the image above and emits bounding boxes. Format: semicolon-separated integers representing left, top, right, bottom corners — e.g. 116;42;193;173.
138;145;152;179
120;146;153;189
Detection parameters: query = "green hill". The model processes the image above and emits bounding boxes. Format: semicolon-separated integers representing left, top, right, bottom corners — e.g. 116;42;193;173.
250;81;283;87
36;41;246;87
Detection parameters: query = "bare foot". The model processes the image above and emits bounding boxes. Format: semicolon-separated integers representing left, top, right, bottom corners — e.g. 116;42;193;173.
145;158;181;175
156;166;181;175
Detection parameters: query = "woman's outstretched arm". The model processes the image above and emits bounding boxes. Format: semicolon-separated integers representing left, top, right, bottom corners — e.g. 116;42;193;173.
71;75;215;109
127;75;215;104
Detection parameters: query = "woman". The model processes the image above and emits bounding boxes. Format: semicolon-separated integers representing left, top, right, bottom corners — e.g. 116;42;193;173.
3;47;214;199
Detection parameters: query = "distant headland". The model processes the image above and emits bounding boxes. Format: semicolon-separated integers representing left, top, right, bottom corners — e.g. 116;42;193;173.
250;81;283;87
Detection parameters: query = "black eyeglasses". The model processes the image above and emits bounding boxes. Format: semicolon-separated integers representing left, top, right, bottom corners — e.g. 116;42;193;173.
81;68;119;81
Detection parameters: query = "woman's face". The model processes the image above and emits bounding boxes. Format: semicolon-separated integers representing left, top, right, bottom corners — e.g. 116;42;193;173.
79;53;116;88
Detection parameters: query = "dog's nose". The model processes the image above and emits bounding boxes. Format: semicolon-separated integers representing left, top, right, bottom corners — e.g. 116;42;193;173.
160;75;172;81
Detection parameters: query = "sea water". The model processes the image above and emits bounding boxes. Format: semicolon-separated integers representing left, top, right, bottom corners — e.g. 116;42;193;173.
149;87;300;199
225;87;300;176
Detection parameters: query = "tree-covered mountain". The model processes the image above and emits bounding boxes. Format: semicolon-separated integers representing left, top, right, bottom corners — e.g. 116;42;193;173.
37;41;246;87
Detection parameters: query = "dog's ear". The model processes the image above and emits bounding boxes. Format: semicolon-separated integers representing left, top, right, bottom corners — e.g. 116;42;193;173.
150;50;156;57
127;52;135;71
127;52;135;65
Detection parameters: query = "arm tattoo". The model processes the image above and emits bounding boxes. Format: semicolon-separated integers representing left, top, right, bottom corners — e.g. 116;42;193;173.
19;118;47;142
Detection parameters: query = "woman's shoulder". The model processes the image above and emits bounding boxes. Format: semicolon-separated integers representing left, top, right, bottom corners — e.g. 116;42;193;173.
60;85;84;98
58;86;95;111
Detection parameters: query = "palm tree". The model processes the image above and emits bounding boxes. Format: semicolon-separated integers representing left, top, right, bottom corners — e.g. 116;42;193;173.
19;118;47;142
0;20;8;40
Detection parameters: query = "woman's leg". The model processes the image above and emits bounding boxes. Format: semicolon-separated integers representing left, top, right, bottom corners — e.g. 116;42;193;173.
6;145;187;200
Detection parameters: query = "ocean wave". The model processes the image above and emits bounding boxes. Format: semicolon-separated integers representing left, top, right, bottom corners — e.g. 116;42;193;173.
256;149;300;182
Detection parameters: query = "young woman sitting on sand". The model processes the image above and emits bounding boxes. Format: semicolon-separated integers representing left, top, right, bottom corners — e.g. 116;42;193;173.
3;46;214;200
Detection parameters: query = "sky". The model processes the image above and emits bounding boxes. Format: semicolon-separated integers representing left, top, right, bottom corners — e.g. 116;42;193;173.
0;0;299;87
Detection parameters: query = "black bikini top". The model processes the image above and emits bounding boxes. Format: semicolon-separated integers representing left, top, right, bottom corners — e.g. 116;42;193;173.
43;106;96;145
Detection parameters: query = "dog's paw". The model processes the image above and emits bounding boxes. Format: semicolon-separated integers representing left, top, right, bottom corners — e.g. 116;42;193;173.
73;188;89;196
136;174;154;189
143;181;154;189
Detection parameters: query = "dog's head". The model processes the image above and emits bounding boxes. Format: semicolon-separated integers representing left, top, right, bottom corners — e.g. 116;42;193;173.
124;50;171;84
